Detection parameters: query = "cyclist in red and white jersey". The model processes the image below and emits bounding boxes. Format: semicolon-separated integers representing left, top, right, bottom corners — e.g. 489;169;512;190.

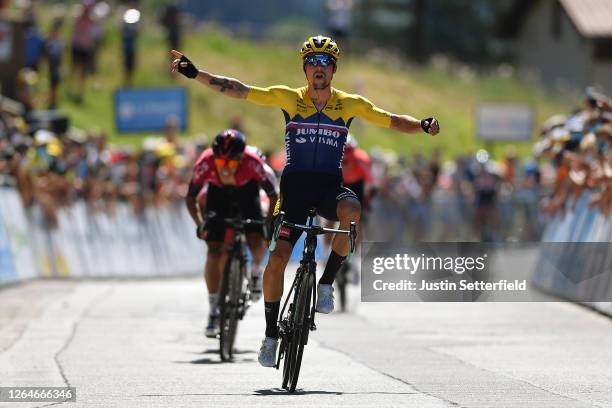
185;129;278;338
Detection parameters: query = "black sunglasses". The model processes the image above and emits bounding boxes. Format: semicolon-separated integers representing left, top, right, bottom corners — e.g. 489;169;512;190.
303;54;336;67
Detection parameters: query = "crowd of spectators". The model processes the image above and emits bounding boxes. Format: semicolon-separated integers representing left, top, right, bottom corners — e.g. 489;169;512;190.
534;88;612;218
9;0;183;110
357;146;545;243
0;107;205;229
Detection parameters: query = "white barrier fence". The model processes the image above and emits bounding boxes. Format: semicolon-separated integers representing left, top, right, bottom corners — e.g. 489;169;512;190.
0;187;204;286
533;190;612;316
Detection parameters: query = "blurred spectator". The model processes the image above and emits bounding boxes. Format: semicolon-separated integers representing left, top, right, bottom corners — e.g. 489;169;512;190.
89;1;109;76
121;4;140;87
325;0;354;51
470;151;501;242
68;0;98;104
45;17;64;109
160;2;182;58
23;13;45;72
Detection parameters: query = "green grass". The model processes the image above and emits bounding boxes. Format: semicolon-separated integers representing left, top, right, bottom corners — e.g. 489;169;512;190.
39;13;575;159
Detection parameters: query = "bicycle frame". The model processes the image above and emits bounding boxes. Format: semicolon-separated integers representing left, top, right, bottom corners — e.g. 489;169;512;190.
277;212;319;341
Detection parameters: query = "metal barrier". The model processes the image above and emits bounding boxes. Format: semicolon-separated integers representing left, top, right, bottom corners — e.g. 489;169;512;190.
533;190;612;316
0;187;204;285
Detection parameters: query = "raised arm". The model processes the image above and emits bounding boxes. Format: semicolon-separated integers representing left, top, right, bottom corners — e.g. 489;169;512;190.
170;50;249;99
352;94;440;136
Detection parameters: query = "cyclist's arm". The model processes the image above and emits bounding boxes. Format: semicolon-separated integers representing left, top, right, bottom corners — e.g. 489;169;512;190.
251;159;279;219
193;71;250;99
185;182;204;227
352;94;438;135
390;114;424;133
192;74;295;106
171;50;249;99
171;51;294;104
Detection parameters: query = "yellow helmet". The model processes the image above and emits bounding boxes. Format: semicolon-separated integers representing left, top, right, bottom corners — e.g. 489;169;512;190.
300;35;340;60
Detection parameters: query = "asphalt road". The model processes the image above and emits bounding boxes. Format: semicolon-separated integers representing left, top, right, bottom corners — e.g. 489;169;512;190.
1;256;611;407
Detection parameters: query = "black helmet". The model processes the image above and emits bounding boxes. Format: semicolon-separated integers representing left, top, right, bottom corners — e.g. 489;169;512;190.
212;129;246;159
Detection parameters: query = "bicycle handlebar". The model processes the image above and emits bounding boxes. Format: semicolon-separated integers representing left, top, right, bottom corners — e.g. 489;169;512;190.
268;211;357;261
204;211;266;229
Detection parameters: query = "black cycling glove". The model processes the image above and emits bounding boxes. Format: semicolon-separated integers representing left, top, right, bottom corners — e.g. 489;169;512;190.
421;117;438;134
178;55;199;79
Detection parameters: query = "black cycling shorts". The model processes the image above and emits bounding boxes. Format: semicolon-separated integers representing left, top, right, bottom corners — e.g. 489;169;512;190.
345;180;365;206
204;181;263;242
277;171;359;246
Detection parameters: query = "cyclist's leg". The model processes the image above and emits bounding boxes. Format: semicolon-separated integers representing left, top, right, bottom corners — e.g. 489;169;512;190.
239;181;266;298
320;217;337;249
262;213;304;338
203;185;230;329
319;187;361;281
344;181;367;283
204;242;224;305
315;186;360;313
259;173;310;366
345;180;366;252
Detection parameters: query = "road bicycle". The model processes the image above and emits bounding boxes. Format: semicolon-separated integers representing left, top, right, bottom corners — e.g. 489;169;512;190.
269;208;356;391
206;211;265;361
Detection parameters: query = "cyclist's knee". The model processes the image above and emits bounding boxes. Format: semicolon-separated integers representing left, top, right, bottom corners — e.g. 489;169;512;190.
268;241;292;267
337;198;361;222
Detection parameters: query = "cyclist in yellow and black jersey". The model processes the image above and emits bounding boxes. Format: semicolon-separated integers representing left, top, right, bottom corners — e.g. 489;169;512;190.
171;35;440;367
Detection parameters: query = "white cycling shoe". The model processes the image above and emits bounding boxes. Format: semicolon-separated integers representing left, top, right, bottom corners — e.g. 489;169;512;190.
258;337;278;367
315;284;334;314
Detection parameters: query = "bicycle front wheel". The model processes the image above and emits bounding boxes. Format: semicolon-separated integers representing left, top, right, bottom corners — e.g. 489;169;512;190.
219;255;244;361
287;269;315;392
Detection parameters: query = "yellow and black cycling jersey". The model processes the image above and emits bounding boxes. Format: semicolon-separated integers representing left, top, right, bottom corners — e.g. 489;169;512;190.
247;85;392;176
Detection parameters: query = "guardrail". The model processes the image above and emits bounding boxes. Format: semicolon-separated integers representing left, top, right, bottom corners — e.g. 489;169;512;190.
532;190;612;316
0;187;204;285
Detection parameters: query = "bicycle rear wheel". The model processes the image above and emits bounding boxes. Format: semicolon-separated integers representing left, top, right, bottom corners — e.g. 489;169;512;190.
287;270;315;392
219;255;244;361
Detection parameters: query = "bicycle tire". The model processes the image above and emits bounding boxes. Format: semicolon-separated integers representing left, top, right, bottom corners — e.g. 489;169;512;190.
288;270;315;392
281;277;298;389
219;255;243;361
336;263;348;312
281;268;303;390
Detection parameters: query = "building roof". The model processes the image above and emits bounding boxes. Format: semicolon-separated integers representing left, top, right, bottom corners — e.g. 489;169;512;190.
560;0;612;38
498;0;612;39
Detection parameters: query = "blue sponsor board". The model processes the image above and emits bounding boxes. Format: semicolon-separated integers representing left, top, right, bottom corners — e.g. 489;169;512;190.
0;209;16;283
114;87;188;133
